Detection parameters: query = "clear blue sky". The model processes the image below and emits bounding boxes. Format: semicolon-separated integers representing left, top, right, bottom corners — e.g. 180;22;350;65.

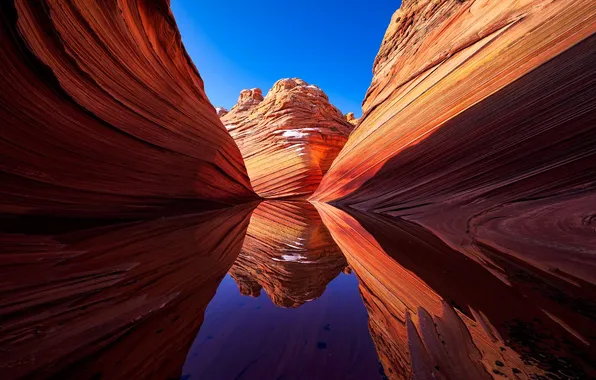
170;1;398;117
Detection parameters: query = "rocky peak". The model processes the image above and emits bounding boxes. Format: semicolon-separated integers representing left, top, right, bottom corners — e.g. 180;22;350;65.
344;112;359;126
234;88;263;110
215;107;229;117
268;78;329;102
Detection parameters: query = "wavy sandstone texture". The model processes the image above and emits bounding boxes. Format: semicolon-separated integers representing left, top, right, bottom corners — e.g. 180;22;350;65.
313;0;596;286
229;200;347;307
0;0;255;219
221;79;353;199
315;203;596;379
0;204;256;379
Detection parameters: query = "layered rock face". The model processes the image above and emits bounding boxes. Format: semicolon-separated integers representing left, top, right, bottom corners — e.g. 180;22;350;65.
0;0;255;219
315;203;596;379
0;204;256;379
221;78;353;199
229;200;347;307
313;0;596;287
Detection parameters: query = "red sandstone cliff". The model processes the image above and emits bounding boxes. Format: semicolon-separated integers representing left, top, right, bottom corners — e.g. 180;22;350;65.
313;0;596;287
221;78;354;199
0;0;255;219
229;200;347;307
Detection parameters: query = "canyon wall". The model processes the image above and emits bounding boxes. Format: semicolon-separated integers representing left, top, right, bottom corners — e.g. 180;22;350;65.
0;0;255;220
222;78;353;199
313;0;596;286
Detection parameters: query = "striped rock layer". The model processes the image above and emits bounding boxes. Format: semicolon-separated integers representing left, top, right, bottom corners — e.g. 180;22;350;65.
0;0;255;220
315;203;596;379
313;0;596;286
221;78;353;199
229;200;347;308
0;204;256;379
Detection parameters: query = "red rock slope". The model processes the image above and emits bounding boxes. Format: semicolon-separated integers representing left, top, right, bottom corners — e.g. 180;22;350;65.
221;78;353;199
313;0;596;285
0;203;256;379
0;0;255;219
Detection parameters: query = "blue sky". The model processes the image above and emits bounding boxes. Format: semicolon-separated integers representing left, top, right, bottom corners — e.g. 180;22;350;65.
170;1;398;117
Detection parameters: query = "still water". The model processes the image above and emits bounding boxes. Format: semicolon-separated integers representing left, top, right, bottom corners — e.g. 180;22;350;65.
1;201;595;379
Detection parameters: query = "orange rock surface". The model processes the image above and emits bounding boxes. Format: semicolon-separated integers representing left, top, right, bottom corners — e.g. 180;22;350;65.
315;202;596;379
344;112;359;126
0;204;256;379
313;0;596;286
229;200;347;307
0;0;255;219
221;78;353;199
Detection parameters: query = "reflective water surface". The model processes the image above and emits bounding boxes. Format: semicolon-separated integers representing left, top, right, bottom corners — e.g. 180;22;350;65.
1;201;595;379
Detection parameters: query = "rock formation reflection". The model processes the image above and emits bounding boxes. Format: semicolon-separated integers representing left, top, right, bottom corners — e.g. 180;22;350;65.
182;200;384;379
229;200;348;307
0;204;256;380
315;202;596;380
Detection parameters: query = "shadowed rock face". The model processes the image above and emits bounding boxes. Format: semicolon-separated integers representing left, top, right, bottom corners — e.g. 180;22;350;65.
0;203;256;379
0;0;255;220
315;203;596;380
229;200;347;307
312;0;596;288
221;78;354;199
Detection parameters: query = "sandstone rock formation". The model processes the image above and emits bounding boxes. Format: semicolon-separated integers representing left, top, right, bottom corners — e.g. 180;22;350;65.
313;0;596;287
0;0;255;220
0;204;256;379
215;107;229;117
315;202;596;379
229;200;347;307
221;78;353;199
344;112;359;126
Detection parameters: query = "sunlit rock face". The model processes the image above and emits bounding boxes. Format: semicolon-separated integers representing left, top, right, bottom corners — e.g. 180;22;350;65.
312;0;596;287
0;0;255;219
315;203;596;379
0;204;256;379
229;201;347;307
344;112;359;126
221;78;353;199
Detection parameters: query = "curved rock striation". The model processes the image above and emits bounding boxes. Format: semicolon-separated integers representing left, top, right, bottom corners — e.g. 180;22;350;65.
229;200;347;307
313;0;596;286
221;78;353;199
315;202;596;379
0;203;256;379
0;0;255;220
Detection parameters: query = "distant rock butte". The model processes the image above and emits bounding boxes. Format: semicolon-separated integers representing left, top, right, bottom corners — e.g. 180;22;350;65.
221;78;354;199
0;0;256;219
344;112;359;126
313;0;596;285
